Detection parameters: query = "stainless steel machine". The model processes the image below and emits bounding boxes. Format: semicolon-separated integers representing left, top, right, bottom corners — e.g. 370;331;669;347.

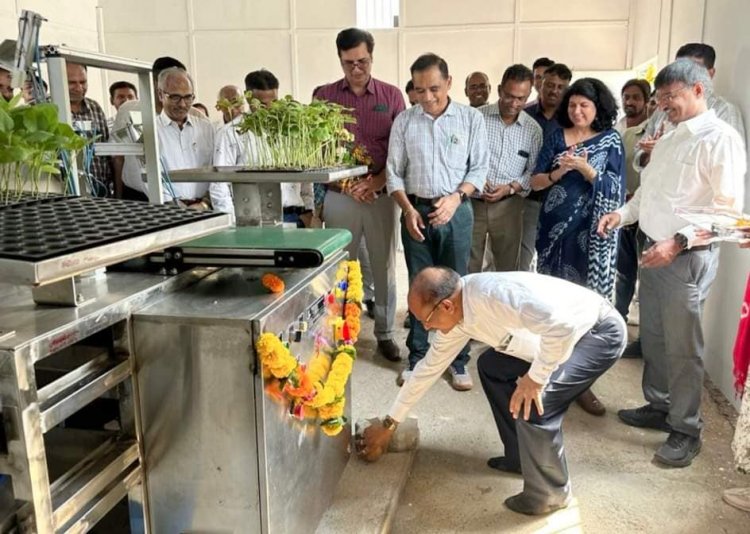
132;254;350;533
0;11;364;533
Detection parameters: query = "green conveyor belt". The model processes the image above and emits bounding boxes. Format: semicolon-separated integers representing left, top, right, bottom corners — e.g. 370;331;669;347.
180;227;352;259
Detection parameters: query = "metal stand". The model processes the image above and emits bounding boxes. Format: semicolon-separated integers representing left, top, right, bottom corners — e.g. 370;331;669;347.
169;165;368;226
42;44;163;204
30;278;82;307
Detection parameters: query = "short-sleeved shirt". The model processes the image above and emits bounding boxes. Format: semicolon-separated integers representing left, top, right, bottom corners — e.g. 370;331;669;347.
478;104;543;194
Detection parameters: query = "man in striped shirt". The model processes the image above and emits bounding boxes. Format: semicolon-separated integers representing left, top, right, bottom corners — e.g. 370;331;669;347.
387;53;489;391
471;64;542;273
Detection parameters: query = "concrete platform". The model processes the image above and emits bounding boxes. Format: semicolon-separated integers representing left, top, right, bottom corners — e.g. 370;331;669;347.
325;253;750;534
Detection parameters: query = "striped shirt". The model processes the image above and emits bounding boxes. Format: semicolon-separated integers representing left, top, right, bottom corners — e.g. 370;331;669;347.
478;104;542;194
386;101;488;198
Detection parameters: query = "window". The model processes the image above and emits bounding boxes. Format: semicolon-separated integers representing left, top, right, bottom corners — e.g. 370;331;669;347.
356;0;399;29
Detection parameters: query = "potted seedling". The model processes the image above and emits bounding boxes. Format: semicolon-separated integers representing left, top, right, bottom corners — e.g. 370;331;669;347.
0;94;88;204
235;95;356;170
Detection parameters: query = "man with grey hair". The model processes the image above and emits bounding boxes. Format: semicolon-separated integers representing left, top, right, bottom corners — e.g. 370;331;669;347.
215;84;246;125
598;58;746;468
156;67;232;213
357;266;626;515
634;43;745;171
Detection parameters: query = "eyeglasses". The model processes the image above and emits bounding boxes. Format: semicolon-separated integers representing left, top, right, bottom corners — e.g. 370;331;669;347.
424;299;445;325
655;86;688;103
163;92;195;104
341;58;372;69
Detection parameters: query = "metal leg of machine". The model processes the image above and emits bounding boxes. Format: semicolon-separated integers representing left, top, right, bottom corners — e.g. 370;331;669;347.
0;317;148;533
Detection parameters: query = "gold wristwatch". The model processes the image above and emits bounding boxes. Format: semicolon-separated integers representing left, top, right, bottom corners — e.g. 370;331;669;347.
383;415;399;431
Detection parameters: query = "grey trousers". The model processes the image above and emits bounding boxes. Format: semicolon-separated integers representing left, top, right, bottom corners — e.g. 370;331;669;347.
358;239;375;302
469;196;524;273
478;310;626;507
324;190;397;340
519;198;541;272
640;247;719;437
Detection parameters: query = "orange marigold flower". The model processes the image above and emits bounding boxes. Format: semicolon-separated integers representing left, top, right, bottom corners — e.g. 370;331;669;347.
261;273;285;293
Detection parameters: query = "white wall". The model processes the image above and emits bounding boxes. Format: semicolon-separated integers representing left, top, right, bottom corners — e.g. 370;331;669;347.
701;0;750;408
98;0;687;123
1;0;106;105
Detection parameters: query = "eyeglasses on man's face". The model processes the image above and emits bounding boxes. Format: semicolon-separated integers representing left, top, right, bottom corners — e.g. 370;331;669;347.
163;92;195;104
655;86;689;103
341;58;372;70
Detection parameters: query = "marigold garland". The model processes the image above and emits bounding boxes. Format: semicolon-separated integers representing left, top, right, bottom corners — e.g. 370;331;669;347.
254;260;363;437
261;273;285;293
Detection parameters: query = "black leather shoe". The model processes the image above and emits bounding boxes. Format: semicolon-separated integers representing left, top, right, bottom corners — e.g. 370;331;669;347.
504;493;570;515
487;456;521;474
621;340;642;359
618;404;671;432
364;299;375;319
377;339;402;362
654;431;701;467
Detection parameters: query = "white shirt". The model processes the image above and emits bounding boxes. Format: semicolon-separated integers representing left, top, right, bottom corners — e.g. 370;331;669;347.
616;109;746;246
388;272;615;422
634;93;746;171
157;111;234;213
214;116;313;210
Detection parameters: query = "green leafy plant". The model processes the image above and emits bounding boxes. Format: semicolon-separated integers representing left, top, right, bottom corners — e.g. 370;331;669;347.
235;94;356;169
0;94;88;204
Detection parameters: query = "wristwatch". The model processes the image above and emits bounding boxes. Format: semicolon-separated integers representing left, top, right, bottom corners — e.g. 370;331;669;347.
674;232;689;251
456;190;468;202
508;183;517;195
382;415;399;431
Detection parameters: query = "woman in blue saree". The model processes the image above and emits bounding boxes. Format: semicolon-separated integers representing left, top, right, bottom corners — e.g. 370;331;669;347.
530;77;625;415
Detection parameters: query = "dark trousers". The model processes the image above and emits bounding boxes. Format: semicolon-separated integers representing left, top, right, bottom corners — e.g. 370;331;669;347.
402;200;473;372
614;224;645;320
122;185;149;202
478;311;625;506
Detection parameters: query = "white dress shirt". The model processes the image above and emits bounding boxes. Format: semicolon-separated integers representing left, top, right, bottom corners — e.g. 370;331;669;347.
634;93;746;171
214;116;313;210
388;272;614;422
157;111;234;213
616;109;746;246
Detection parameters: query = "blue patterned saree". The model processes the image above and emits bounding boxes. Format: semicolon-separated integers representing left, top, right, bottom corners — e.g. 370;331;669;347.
533;128;625;298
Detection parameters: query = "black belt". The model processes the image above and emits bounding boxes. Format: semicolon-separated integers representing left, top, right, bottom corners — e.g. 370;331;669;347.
407;194;468;207
644;234;715;254
283;206;310;215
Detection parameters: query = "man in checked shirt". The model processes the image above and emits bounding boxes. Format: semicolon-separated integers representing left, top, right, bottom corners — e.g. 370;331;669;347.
67;63;112;196
387;53;489;391
470;64;542;273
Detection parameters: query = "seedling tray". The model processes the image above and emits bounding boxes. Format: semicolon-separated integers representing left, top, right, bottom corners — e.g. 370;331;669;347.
0;196;230;285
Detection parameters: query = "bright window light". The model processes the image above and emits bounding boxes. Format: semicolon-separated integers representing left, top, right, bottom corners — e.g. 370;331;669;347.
356;0;399;29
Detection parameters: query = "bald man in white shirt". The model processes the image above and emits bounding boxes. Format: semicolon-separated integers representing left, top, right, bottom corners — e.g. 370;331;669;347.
357;266;626;516
598;59;746;469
